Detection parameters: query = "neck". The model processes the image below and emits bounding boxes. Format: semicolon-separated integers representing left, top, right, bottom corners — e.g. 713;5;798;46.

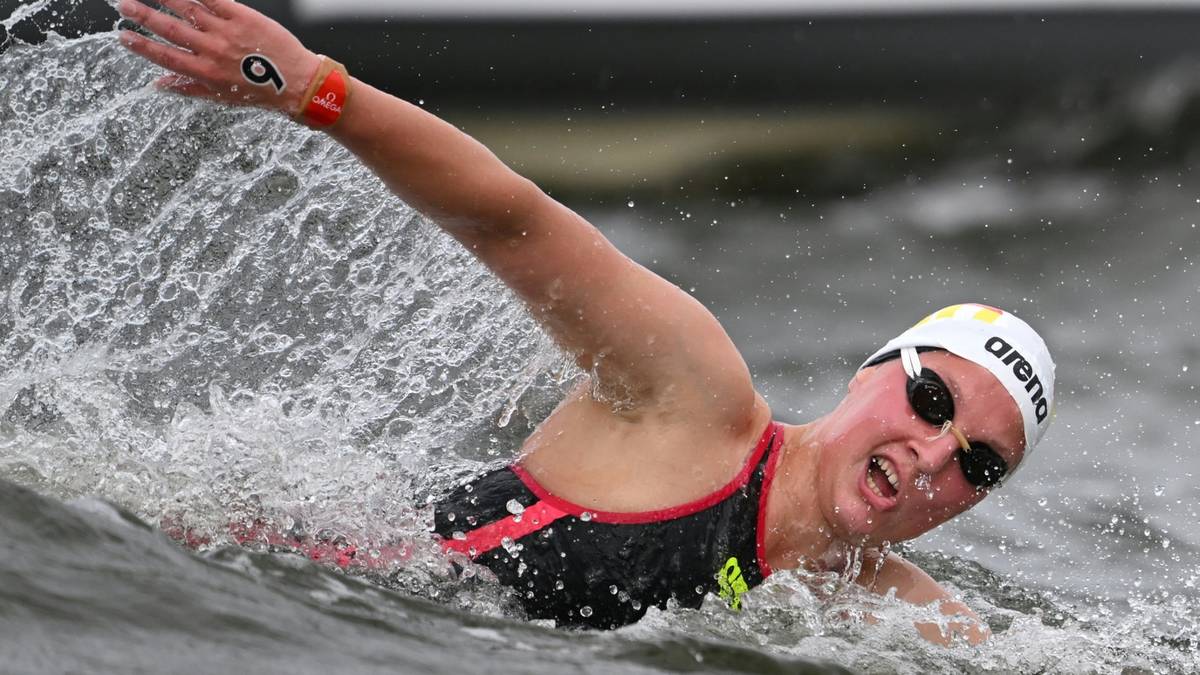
763;419;858;573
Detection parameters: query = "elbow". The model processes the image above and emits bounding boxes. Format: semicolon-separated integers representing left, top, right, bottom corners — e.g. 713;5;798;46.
446;174;547;243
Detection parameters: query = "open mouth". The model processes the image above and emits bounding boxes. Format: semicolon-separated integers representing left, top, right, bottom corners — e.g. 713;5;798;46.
865;455;901;502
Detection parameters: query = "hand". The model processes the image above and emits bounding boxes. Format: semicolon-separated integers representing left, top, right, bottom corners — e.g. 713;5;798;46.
117;0;321;117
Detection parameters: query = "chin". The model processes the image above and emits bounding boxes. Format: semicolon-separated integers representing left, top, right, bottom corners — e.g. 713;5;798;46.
831;498;931;547
828;495;882;543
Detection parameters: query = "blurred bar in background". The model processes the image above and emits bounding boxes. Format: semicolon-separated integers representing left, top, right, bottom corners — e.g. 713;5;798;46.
7;0;1200;196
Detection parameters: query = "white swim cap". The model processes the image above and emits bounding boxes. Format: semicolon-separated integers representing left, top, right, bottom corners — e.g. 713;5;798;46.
860;303;1056;465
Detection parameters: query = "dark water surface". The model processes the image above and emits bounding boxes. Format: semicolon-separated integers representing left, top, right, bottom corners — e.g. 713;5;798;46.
1;2;1198;673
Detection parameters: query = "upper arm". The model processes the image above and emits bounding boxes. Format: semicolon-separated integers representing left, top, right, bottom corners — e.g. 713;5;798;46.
455;185;756;423
317;81;755;426
857;552;991;646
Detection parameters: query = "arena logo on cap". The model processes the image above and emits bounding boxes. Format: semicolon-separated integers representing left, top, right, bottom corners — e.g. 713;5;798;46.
984;336;1049;423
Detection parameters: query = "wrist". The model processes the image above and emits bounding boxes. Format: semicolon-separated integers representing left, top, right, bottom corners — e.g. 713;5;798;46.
282;52;323;114
292;55;351;129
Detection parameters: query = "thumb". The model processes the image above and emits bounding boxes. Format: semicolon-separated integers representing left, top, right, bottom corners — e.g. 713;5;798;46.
154;74;224;102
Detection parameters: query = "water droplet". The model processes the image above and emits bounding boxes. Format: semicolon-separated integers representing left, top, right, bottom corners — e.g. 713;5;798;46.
554;580;565;591
1154;485;1165;497
446;512;456;522
609;585;618;595
579;606;593;618
1005;512;1015;521
505;499;525;515
451;531;465;540
501;537;520;556
626;200;635;208
579;511;593;522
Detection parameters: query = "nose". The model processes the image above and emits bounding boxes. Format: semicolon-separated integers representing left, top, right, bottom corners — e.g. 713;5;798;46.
910;423;963;475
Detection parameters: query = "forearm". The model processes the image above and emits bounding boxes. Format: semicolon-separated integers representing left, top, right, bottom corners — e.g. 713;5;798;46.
326;80;538;238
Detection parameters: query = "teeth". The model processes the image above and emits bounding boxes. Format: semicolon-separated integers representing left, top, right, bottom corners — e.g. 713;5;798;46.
868;457;901;499
876;457;901;492
866;472;884;498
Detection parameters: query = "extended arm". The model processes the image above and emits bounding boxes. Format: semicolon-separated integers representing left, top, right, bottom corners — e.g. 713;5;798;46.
117;0;758;426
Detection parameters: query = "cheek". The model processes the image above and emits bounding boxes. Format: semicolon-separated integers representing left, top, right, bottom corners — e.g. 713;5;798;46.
831;392;908;448
923;474;985;518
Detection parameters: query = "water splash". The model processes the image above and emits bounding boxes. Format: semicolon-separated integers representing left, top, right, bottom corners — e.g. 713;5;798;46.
0;18;567;553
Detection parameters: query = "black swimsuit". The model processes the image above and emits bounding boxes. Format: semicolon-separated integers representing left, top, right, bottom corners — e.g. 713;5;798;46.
432;421;783;629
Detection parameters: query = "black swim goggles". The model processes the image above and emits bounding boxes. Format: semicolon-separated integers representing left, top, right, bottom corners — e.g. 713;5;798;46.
865;347;1008;489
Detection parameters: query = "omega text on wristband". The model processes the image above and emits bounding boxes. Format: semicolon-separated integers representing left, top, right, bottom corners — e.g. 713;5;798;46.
295;56;350;128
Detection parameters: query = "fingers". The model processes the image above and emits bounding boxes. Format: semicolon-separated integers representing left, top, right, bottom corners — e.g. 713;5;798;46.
156;74;230;101
195;0;238;20
154;0;220;32
155;74;226;101
119;0;214;52
120;30;209;81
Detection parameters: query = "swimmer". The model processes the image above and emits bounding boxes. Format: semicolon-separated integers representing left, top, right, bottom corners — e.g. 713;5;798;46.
117;0;1055;645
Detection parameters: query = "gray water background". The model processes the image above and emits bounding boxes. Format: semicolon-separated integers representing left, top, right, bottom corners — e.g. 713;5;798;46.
0;2;1198;672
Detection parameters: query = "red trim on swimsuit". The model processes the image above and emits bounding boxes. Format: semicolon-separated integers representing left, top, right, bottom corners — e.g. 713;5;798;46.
224;521;415;570
509;421;781;525
755;425;784;578
442;500;570;558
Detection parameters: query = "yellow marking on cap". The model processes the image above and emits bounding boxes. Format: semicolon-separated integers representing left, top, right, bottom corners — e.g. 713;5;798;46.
914;304;964;328
935;305;965;320
973;307;1002;324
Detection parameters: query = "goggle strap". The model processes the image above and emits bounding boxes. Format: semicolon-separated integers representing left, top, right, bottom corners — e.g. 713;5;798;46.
946;423;971;453
900;346;922;380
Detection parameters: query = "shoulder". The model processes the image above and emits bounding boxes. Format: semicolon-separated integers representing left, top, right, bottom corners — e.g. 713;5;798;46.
515;386;773;512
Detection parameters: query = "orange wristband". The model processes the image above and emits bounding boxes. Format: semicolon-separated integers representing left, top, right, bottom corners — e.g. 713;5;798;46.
295;56;350;128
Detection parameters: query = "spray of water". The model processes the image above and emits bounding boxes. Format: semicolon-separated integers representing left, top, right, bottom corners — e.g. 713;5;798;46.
0;13;568;558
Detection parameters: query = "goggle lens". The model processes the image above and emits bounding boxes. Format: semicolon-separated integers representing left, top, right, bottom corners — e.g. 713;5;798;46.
906;368;955;426
905;367;1008;489
959;443;1008;488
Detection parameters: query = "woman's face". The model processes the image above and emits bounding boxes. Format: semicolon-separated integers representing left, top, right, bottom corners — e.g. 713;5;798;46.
813;351;1025;546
